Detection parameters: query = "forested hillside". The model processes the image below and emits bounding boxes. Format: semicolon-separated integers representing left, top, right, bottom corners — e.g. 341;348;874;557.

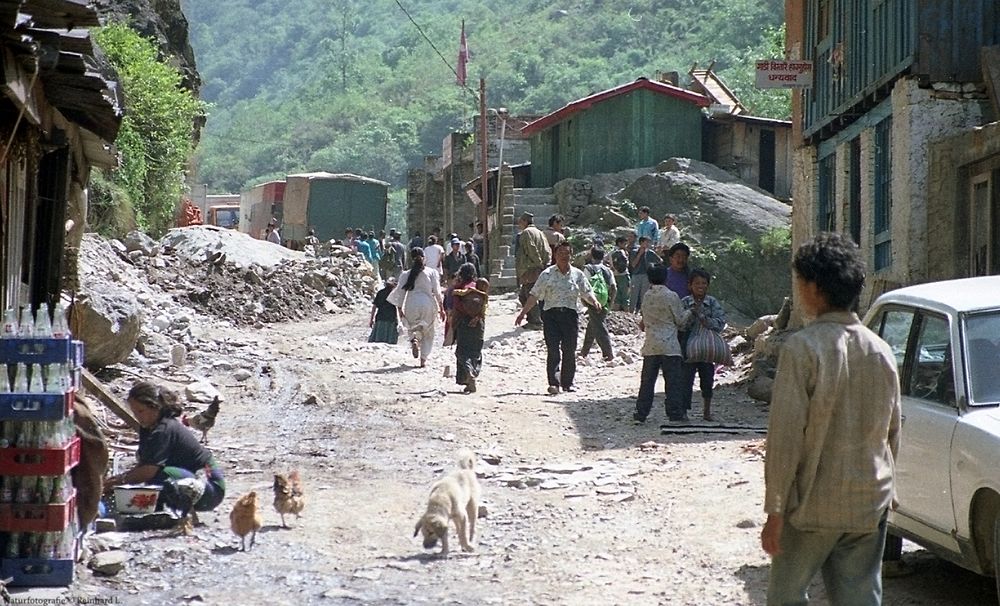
181;0;787;193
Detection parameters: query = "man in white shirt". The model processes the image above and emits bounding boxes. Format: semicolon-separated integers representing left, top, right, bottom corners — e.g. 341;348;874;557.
422;235;445;278
515;242;601;395
658;214;681;255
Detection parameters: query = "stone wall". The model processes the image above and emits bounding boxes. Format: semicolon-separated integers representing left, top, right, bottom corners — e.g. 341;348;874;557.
553;179;592;222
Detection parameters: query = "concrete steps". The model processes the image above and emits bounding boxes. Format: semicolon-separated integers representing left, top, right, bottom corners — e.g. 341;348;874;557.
490;187;558;292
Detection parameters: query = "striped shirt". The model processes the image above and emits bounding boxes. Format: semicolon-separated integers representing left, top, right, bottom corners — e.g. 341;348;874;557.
764;311;901;532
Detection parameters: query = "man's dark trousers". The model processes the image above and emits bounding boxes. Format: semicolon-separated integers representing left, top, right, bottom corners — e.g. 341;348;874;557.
542;307;578;389
635;354;684;420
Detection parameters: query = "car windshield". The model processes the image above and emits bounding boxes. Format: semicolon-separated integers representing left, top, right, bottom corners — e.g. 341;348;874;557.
963;311;1000;405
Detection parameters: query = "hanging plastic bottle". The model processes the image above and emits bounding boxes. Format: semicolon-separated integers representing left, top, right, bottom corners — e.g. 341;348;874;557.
33;306;52;338
28;363;44;393
2;308;18;338
13;362;28;392
18;306;34;338
52;300;70;339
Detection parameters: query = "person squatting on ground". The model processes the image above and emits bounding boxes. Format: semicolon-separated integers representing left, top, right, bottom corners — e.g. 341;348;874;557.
388;248;446;368
369;277;400;344
451;265;488;394
679;269;726;421
515;242;600;394
633;265;690;423
105;382;226;523
514;212;550;330
578;247;616;361
610;235;631;311
761;232;901;606
629;235;661;312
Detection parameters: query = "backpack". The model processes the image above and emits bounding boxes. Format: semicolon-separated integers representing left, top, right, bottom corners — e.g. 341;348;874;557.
586;264;609;308
379;244;397;273
611;250;628;274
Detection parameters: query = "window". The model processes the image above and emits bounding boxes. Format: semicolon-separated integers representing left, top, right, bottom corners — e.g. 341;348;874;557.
873;117;893;270
963;312;1000;405
848;137;861;244
871;307;914;371
909;314;953;405
817;153;836;231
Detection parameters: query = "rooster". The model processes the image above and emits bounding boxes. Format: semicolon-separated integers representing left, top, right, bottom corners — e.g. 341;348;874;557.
273;470;306;529
230;491;262;551
182;396;220;444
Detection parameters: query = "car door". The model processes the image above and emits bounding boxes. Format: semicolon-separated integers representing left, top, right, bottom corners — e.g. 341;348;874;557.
871;306;961;550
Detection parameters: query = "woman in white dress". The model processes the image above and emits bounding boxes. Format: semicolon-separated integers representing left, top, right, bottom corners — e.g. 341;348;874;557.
388;247;445;367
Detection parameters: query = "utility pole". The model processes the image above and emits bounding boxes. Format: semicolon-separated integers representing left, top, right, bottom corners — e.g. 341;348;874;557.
479;78;489;269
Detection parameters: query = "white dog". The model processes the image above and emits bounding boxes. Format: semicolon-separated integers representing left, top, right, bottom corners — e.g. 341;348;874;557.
413;449;481;557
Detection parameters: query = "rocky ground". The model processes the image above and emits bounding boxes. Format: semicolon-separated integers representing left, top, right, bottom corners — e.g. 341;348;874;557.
9;232;998;605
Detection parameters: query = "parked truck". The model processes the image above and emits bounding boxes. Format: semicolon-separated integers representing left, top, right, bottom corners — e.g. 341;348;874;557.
281;172;389;247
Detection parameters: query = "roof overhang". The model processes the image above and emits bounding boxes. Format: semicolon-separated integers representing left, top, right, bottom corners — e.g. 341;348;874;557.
522;77;711;136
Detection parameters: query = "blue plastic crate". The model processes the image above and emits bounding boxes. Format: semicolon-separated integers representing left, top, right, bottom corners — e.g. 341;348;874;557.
0;391;73;421
1;556;74;586
0;338;84;366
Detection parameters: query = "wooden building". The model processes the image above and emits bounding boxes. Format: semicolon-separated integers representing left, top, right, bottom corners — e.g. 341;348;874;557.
1;0;122;310
523;78;710;188
787;0;1000;306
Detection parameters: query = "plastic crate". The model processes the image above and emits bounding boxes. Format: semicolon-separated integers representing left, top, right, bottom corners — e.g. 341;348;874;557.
0;338;84;366
1;556;74;587
0;390;74;421
0;491;77;532
0;436;80;476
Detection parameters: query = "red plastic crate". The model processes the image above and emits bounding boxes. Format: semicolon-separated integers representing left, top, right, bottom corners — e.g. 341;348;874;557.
0;490;77;532
0;436;80;475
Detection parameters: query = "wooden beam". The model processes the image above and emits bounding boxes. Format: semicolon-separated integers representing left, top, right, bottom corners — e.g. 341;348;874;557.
80;368;140;430
981;46;1000;120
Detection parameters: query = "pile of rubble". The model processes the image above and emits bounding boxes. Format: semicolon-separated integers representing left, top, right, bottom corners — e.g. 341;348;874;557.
75;227;378;368
124;226;376;325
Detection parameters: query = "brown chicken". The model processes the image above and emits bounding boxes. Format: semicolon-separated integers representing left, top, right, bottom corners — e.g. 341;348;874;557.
182;396;221;444
229;491;262;551
272;470;306;528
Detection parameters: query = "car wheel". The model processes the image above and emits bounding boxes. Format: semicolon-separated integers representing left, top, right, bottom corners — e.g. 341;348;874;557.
883;531;902;561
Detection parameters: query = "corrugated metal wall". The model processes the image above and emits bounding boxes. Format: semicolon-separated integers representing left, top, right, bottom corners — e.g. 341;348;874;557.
530;90;703;187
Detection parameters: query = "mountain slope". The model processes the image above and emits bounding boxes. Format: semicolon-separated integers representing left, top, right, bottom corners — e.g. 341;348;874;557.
180;0;787;192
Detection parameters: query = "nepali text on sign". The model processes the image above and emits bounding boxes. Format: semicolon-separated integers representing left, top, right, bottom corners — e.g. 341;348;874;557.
755;60;813;89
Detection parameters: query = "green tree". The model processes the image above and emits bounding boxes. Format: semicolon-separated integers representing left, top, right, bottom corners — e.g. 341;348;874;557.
92;23;205;235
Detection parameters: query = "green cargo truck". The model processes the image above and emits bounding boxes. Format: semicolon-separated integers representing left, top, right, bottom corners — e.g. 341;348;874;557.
282;172;389;247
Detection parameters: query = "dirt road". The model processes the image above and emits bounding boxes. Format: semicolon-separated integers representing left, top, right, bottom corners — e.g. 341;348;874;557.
21;295;998;605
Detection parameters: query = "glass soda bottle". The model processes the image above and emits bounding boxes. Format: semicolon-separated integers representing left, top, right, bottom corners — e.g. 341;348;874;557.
52;300;70;339
1;308;18;338
13;362;28;392
28;363;43;393
33;306;52;338
18;307;34;338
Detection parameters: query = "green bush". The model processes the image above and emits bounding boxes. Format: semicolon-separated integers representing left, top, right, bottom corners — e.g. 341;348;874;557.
760;226;791;256
92;23;205;236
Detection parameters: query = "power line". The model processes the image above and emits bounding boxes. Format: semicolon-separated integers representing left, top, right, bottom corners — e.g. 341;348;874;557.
392;0;479;105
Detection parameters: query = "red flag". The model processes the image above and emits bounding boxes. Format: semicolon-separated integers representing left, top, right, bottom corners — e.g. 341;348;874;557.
457;20;468;86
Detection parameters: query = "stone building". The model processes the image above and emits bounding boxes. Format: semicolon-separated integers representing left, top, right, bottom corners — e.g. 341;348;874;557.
786;0;999;309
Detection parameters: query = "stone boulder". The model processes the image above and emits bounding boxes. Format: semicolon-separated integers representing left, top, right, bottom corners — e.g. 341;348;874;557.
619;157;793;319
74;287;142;369
123;230;158;256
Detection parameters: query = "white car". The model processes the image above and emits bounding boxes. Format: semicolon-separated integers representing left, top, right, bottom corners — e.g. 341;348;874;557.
864;276;1000;595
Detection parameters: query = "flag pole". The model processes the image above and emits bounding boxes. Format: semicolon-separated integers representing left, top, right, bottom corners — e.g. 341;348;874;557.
479;77;489;270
